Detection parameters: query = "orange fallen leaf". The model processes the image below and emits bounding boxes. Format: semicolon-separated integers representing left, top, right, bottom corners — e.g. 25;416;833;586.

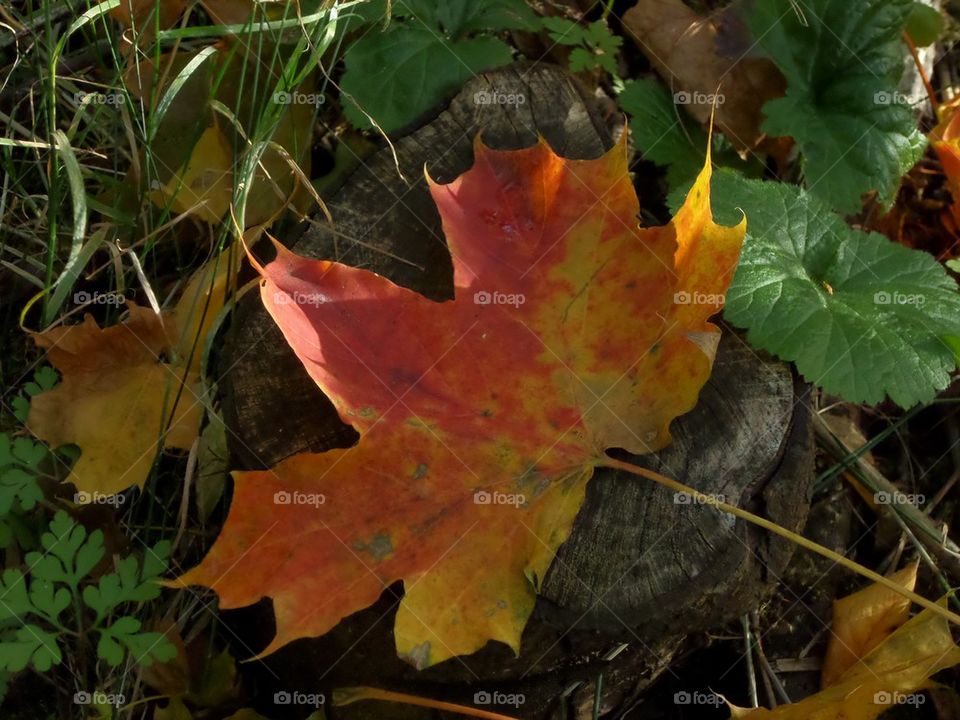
622;0;784;150
28;246;241;499
821;561;919;686
175;136;745;667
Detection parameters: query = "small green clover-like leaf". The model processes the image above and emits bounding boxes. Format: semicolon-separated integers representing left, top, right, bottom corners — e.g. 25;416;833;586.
11;397;29;425
0;625;62;672
13;366;58;423
681;172;960;407
11;438;46;469
28;579;70;623
748;0;926;212
24;366;59;398
0;469;43;513
97;616;175;667
0;434;46;515
341;24;513;133
83;541;170;619
0;569;34;622
26;511;104;588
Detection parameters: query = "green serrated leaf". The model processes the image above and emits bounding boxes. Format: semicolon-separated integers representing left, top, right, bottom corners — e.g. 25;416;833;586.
619;78;708;187
0;625;62;672
541;16;587;45
341;24;513;132
684;172;960;407
568;47;595;72
749;0;926;212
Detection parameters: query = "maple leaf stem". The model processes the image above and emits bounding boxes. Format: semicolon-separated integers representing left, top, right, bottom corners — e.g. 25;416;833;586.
333;686;520;719
599;456;960;627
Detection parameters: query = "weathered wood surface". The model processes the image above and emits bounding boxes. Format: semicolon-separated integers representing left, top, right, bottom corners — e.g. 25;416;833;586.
215;63;814;718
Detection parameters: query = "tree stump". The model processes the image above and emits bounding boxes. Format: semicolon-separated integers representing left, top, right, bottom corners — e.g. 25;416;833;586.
214;63;814;719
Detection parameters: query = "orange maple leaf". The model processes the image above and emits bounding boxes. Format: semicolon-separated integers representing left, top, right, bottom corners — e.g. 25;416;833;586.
176;136;744;667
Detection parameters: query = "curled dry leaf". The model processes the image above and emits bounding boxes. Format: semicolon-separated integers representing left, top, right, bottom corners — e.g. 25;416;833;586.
175;136;744;667
821;561;918;687
622;0;784;150
732;578;960;720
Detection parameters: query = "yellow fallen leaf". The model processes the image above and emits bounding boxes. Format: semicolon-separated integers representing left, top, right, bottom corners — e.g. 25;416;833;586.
28;305;202;497
174;245;244;373
150;124;234;224
730;596;960;720
822;561;919;686
28;247;243;499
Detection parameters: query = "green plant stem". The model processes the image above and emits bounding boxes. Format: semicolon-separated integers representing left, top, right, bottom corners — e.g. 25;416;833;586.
599;456;960;627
